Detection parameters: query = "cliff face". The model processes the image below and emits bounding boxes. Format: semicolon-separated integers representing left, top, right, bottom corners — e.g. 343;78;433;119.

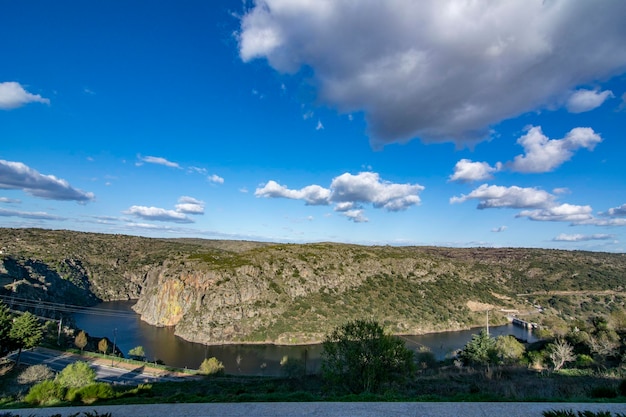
2;228;626;345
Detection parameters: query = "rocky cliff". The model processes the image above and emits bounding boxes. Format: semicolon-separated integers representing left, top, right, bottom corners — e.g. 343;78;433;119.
2;228;626;344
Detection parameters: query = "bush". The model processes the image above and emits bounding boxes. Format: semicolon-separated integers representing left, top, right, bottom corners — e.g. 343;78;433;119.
24;380;65;405
17;364;55;385
321;319;415;393
66;382;115;403
199;357;225;376
619;379;626;397
590;385;618;399
56;361;96;388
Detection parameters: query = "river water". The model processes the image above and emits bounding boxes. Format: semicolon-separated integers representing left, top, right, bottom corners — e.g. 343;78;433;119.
73;300;537;376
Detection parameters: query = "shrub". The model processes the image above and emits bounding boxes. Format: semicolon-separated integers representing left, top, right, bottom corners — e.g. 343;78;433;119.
619;379;626;397
128;345;145;360
56;361;96;388
66;382;115;403
590;385;618;399
199;357;225;376
17;364;55;385
24;380;65;405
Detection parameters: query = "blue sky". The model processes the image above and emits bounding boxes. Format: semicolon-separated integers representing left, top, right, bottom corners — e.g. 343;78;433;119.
1;1;626;252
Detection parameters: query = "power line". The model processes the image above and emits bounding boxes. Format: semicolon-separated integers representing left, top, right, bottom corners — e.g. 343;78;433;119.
0;295;138;318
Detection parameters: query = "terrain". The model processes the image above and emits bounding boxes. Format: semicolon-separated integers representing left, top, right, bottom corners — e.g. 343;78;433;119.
1;228;625;345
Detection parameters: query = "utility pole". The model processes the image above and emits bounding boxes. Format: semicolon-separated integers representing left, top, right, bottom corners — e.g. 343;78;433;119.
111;328;117;367
57;316;63;346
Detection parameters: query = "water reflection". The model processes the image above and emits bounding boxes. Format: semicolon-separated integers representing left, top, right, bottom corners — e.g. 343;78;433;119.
73;300;536;376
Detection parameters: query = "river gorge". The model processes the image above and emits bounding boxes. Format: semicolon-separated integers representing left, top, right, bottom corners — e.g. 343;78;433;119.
73;301;538;376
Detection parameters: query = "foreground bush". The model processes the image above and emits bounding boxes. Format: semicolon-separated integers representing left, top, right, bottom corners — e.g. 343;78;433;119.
66;382;115;403
17;364;55;385
56;361;96;388
24;380;64;405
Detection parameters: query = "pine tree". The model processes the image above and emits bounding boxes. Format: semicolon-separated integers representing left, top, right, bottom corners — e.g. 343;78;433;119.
9;312;43;365
0;301;14;355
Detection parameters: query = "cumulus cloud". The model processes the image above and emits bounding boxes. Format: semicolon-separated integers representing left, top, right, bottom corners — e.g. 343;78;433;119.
566;89;614;113
175;196;205;215
509;126;602;173
238;1;626;146
517;203;594;222
603;204;626;218
124;206;193;223
553;233;615;242
255;171;424;221
449;159;500;183
0;207;65;220
450;184;554;209
0;160;95;202
0;81;50;110
137;155;181;169
208;174;225;184
255;180;331;205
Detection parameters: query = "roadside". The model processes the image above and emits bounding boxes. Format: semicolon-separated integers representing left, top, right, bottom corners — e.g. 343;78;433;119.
4;401;626;417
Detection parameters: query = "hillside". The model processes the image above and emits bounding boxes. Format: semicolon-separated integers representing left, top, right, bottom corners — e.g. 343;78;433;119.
1;228;625;344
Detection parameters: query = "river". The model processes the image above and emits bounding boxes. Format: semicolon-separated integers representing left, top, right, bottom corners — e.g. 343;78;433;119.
72;300;537;376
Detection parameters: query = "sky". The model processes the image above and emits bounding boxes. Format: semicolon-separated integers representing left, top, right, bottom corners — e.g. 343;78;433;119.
1;0;626;252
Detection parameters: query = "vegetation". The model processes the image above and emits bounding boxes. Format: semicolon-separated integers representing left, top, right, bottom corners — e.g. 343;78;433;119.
8;312;42;365
74;330;88;353
128;345;145;360
321;319;415;393
97;338;108;356
199;357;225;376
55;361;96;388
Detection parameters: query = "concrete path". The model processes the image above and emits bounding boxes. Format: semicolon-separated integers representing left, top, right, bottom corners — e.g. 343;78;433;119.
5;402;626;417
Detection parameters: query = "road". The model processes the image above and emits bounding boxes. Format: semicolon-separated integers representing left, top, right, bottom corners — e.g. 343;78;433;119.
9;347;190;384
4;402;626;417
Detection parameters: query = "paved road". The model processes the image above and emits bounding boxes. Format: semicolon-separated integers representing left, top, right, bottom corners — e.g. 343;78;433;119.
4;402;626;417
9;348;186;384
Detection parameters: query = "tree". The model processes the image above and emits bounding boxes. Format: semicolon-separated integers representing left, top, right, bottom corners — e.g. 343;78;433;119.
199;357;225;376
0;301;14;355
10;312;43;365
547;338;575;371
321;319;415;393
74;330;88;353
459;329;496;366
128;345;145;360
494;335;525;365
56;361;96;388
98;338;108;356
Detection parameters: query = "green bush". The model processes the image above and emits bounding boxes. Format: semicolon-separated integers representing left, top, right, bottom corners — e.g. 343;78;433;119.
590;385;618;399
66;382;115;403
199;357;225;376
619;379;626;397
56;361;96;388
24;380;65;405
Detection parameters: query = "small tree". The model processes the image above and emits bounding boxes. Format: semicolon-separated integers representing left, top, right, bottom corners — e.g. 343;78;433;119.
74;330;88;353
199;357;225;376
547;338;575;371
98;338;108;356
128;345;145;360
18;364;55;385
494;335;526;365
10;312;43;365
321;319;415;393
56;361;96;388
459;329;496;367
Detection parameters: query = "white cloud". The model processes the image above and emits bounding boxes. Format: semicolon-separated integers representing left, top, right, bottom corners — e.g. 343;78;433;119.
509;126;601;173
137;155;181;169
449;159;499;183
238;1;626;146
566;89;614;113
255;180;331;205
330;172;423;211
604;204;626;218
208;174;224;184
175;196;205;215
0;81;50;110
0;159;95;202
316;120;324;130
491;226;507;233
343;209;368;223
554;233;614;242
124;205;194;223
255;171;424;221
450;184;554;209
0;197;20;204
517;203;594;222
0;207;65;220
